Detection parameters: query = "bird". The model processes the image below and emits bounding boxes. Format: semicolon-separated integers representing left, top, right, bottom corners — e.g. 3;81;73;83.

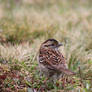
37;39;75;80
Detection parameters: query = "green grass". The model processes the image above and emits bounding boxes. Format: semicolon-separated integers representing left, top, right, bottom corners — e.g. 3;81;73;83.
0;0;92;92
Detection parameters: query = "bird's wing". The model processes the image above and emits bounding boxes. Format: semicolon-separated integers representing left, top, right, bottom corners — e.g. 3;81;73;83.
39;48;66;66
39;48;75;75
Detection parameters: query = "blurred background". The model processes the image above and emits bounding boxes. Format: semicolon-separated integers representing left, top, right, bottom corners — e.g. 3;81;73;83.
0;0;92;92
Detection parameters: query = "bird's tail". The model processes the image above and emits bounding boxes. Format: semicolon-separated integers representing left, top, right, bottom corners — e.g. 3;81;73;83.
59;67;76;75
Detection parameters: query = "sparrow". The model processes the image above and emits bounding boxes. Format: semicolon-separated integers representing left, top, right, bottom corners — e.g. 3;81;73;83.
37;39;75;79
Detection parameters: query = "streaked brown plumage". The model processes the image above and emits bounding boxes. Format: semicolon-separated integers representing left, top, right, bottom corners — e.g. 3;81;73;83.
37;39;75;79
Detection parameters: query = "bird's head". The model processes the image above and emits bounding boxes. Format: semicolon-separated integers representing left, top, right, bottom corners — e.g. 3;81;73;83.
41;39;63;49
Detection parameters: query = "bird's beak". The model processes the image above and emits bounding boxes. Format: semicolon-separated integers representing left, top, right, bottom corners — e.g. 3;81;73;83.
57;43;63;47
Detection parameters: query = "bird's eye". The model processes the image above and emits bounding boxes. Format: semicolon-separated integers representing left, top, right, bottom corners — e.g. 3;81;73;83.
51;44;54;46
45;45;48;47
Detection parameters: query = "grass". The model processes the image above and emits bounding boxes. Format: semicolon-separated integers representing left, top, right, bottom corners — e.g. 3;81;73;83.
0;0;92;91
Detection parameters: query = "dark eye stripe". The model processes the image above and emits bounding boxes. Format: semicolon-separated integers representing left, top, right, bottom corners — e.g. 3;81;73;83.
45;44;54;47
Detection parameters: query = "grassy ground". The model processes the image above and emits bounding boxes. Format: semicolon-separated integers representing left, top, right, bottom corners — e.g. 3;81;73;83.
0;0;92;92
